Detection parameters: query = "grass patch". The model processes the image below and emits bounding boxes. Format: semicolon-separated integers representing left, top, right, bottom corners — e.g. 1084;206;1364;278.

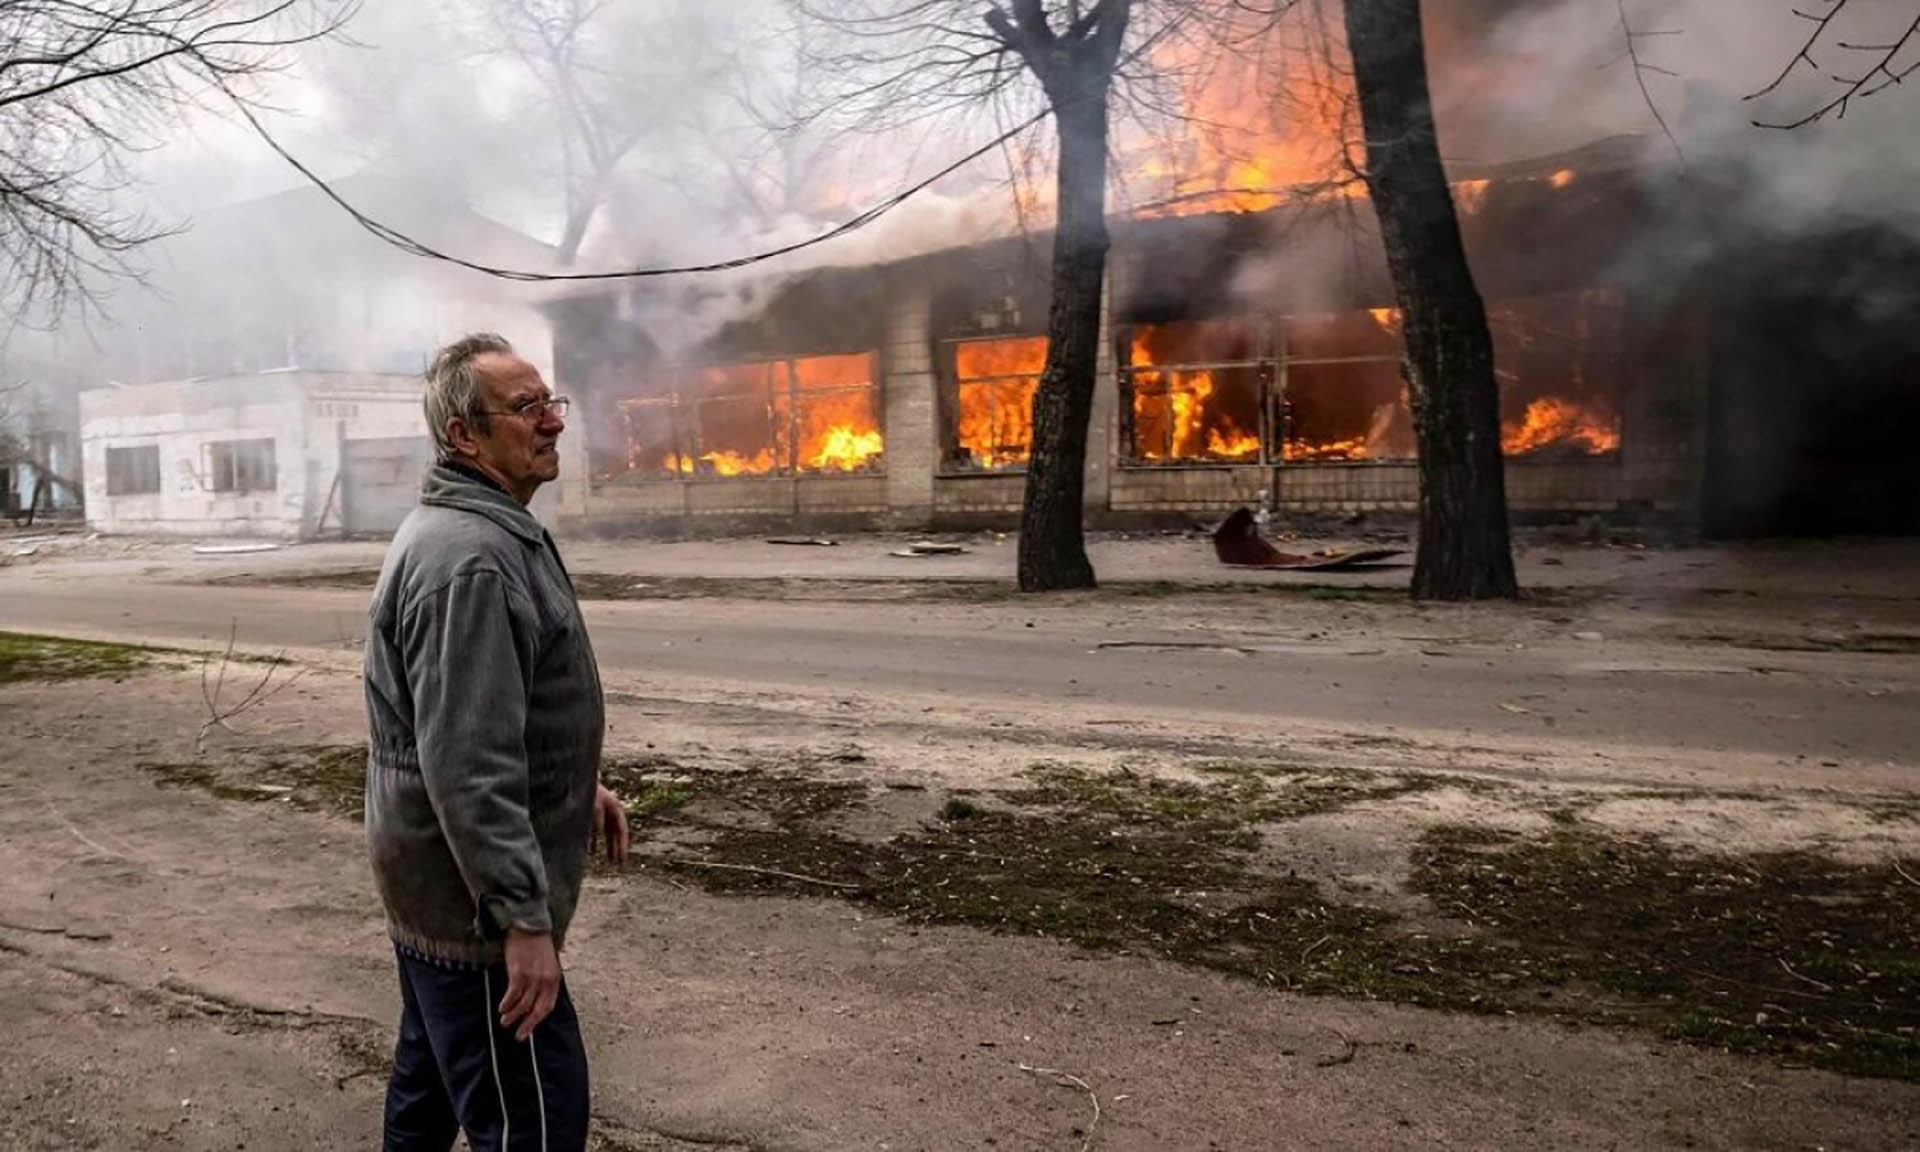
0;632;152;683
608;758;1918;1080
146;745;366;817
1303;585;1399;603
939;795;987;822
598;757;866;828
155;743;1920;1079
1409;826;1920;1079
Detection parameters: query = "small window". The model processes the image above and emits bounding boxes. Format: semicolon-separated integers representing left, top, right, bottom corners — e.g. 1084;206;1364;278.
208;438;277;493
945;336;1046;473
1122;320;1264;464
605;353;886;480
1281;311;1414;463
106;445;162;495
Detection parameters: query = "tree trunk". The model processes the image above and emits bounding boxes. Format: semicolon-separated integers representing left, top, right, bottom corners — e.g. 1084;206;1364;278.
1017;82;1111;592
1344;0;1518;601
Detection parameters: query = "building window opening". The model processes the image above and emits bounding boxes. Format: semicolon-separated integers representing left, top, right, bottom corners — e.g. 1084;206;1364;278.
1279;310;1414;463
1492;290;1624;458
1122;320;1264;464
680;362;781;478
945;336;1045;473
106;444;162;495
208;438;276;492
611;352;884;480
618;396;683;476
791;353;885;473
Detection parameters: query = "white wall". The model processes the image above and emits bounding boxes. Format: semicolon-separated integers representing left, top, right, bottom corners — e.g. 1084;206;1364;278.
81;375;307;538
302;379;430;535
79;371;425;539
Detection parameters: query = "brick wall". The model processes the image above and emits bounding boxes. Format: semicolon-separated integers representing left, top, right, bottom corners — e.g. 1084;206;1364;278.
881;280;937;524
933;474;1026;516
1110;466;1270;512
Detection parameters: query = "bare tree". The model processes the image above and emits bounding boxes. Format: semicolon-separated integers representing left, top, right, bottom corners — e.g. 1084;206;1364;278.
0;0;353;324
1342;0;1516;600
478;0;652;264
447;0;787;264
1747;0;1920;128
790;0;1270;591
0;380;26;489
989;0;1131;593
0;377;81;525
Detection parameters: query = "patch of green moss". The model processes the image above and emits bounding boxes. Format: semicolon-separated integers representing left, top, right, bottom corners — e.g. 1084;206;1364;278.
147;740;1920;1079
939;795;987;822
0;632;152;683
1408;826;1920;1079
145;745;366;817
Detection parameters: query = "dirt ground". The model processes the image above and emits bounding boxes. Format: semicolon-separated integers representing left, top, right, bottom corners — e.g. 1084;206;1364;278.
1;530;1917;1149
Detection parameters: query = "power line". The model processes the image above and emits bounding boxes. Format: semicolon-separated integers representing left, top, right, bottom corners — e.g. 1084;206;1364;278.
221;90;1052;283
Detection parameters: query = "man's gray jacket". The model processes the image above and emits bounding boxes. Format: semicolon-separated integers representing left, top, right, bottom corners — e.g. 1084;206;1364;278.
363;464;605;965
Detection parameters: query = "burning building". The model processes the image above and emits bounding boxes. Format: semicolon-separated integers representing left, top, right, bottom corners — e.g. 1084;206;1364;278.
540;129;1919;537
542;132;1707;532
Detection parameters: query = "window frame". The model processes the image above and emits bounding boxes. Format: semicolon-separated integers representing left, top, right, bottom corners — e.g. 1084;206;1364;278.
206;437;277;494
938;335;1048;476
607;352;886;482
105;443;162;496
1117;318;1272;468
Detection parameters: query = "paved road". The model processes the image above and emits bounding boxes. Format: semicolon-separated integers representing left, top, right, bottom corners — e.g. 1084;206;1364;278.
4;570;1916;776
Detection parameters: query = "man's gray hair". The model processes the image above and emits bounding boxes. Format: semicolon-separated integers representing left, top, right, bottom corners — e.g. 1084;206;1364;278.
424;333;514;463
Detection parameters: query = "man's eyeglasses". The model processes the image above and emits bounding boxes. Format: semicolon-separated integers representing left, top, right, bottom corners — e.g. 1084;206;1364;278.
482;396;571;421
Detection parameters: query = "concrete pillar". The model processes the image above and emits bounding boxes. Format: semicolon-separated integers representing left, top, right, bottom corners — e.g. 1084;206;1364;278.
1084;276;1117;515
881;277;937;527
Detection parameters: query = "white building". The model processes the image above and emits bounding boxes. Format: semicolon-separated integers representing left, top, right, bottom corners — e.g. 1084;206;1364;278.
1;381;82;522
79;370;431;539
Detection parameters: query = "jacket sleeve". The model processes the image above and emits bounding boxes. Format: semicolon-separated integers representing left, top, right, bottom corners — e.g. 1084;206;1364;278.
401;568;551;935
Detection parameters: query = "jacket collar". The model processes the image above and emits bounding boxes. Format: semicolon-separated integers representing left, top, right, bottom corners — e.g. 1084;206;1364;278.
420;463;546;546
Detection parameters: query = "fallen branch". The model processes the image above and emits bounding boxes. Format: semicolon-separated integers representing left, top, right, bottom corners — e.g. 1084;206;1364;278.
1778;958;1834;994
663;857;860;890
47;802;128;860
1679;965;1909;1013
197;622;306;753
1894;859;1919;888
1017;1062;1101;1152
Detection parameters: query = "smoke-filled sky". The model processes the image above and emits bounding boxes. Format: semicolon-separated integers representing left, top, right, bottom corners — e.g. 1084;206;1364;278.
126;1;1916;266
9;0;1920;380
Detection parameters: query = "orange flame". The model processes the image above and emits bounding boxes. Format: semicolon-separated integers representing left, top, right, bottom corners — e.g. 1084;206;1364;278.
664;448;778;478
634;352;884;478
791;354;886;473
1118;17;1583;221
1128;326;1261;461
953;337;1046;469
1129;15;1358;217
1501;397;1620;456
1453;178;1491;215
809;424;886;471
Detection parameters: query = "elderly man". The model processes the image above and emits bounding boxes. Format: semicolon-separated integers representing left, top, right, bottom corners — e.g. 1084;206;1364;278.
363;333;629;1152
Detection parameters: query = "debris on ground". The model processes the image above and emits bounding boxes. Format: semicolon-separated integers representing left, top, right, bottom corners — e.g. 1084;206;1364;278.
192;542;282;556
766;536;838;547
1211;508;1401;570
891;540;969;558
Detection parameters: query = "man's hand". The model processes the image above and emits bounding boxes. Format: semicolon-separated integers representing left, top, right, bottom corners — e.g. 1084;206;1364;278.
590;783;630;865
499;927;561;1042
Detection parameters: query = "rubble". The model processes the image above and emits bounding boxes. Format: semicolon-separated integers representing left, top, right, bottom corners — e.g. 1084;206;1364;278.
1211;508;1401;570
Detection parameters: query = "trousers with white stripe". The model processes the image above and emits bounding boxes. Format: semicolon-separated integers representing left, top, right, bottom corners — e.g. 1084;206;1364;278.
384;944;591;1151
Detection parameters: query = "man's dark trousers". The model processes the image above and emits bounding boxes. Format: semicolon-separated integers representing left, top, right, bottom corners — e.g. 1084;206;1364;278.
383;946;590;1152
